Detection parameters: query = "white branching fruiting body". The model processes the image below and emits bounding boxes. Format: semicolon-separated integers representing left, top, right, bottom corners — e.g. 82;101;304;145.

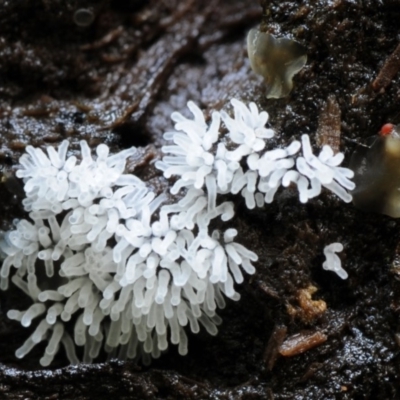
0;136;257;366
158;98;355;211
322;243;347;279
0;98;354;367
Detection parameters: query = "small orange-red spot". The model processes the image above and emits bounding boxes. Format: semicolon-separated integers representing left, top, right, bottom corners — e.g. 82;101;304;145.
380;123;394;136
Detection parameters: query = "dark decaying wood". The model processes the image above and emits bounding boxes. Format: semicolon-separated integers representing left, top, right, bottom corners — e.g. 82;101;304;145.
1;0;400;398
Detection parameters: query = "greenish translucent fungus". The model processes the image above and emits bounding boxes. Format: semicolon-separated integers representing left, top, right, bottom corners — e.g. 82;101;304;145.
247;28;307;99
350;124;400;218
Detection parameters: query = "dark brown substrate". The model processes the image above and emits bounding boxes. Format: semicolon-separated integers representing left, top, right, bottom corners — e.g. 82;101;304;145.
1;1;400;399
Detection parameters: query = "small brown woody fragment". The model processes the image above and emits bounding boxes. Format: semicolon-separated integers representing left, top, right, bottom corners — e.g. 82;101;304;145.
263;325;287;370
372;43;400;92
301;362;324;381
279;331;327;357
80;26;124;51
316;95;341;154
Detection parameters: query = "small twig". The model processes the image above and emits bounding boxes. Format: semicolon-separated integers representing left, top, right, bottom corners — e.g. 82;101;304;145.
279;331;327;357
100;100;140;130
316;95;341;153
80;26;124;51
372;43;400;92
159;0;196;29
342;136;370;148
263;325;287;370
255;280;280;299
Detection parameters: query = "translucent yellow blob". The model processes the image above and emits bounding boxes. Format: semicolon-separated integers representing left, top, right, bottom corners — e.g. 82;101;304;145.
351;132;400;218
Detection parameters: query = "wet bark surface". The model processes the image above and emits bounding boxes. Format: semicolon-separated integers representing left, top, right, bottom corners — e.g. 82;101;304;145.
1;0;400;398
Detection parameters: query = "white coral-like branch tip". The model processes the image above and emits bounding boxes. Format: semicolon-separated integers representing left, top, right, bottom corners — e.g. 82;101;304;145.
322;242;348;279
